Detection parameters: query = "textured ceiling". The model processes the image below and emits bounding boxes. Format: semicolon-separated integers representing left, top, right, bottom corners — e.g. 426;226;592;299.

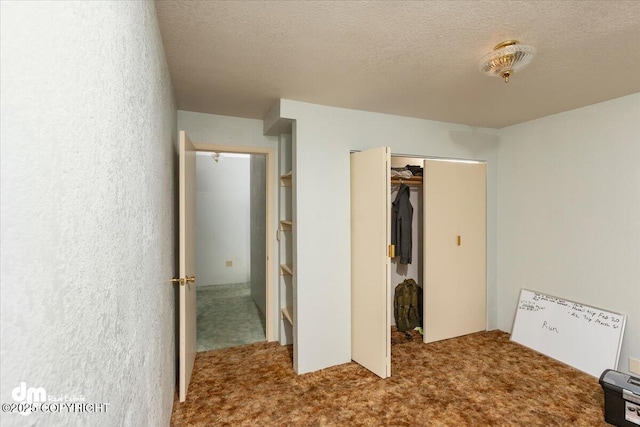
156;1;640;128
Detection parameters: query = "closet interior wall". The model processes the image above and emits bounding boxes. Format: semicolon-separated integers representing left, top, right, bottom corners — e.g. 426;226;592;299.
389;156;423;326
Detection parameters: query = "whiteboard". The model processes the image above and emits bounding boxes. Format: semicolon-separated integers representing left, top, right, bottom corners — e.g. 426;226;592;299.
511;289;626;377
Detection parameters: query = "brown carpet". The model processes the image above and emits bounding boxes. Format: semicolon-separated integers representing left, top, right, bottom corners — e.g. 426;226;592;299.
171;329;607;426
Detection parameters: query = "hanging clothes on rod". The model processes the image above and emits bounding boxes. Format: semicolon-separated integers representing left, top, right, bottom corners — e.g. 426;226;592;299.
391;183;413;265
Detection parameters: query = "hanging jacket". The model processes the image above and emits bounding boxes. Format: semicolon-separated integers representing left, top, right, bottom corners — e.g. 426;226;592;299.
391;183;413;264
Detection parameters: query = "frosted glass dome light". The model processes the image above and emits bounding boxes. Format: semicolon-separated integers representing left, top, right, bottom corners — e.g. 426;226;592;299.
479;40;537;83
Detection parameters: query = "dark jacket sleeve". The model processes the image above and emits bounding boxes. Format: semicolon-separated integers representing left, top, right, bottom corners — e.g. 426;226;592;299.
391;184;413;264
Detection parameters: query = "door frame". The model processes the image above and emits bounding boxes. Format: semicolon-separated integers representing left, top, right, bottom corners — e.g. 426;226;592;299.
193;142;276;342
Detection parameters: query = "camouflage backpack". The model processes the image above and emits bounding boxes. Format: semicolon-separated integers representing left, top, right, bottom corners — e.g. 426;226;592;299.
394;279;423;333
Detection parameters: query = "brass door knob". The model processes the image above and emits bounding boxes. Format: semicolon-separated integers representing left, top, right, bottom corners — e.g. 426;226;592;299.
171;278;184;285
185;276;196;284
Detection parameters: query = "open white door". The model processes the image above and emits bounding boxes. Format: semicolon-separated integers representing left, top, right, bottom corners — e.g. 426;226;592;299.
423;159;486;343
178;131;197;402
350;147;391;378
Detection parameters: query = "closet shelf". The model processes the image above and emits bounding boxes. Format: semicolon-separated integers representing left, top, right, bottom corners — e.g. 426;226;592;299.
391;176;423;186
281;306;294;324
280;264;293;276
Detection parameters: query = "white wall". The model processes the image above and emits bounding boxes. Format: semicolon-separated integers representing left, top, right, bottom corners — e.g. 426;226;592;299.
250;155;267;316
178;110;279;337
178;111;279;151
0;2;176;426
196;154;250;286
279;100;499;374
497;93;640;375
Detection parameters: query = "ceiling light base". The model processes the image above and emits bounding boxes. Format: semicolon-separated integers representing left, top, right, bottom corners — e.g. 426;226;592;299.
479;40;536;83
494;40;519;50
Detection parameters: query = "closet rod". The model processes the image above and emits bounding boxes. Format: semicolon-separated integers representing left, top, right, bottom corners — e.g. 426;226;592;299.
390;178;423;186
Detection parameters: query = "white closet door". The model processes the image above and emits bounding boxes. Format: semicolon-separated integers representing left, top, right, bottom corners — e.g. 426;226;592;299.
351;147;391;378
456;162;487;336
423;160;486;343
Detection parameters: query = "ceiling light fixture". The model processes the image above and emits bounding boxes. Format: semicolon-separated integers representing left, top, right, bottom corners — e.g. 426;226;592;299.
479;40;536;83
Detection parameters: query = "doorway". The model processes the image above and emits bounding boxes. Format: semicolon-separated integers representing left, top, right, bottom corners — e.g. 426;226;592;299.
194;149;272;351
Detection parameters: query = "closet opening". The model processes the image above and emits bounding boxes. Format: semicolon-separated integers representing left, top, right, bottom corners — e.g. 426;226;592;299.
390;154;487;346
390;156;424;337
351;147;487;379
194;150;272;352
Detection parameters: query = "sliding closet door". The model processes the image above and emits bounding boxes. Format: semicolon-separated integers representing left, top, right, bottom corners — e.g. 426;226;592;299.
423;160;486;343
351;147;391;378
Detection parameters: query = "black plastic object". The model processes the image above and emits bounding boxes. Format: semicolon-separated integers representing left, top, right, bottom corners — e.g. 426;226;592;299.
599;369;640;426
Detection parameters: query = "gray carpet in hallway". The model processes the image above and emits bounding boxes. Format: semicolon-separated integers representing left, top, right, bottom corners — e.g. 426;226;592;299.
196;283;266;352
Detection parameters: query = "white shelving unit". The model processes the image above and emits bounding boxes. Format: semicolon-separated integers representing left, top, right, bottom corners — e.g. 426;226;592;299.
278;135;295;349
